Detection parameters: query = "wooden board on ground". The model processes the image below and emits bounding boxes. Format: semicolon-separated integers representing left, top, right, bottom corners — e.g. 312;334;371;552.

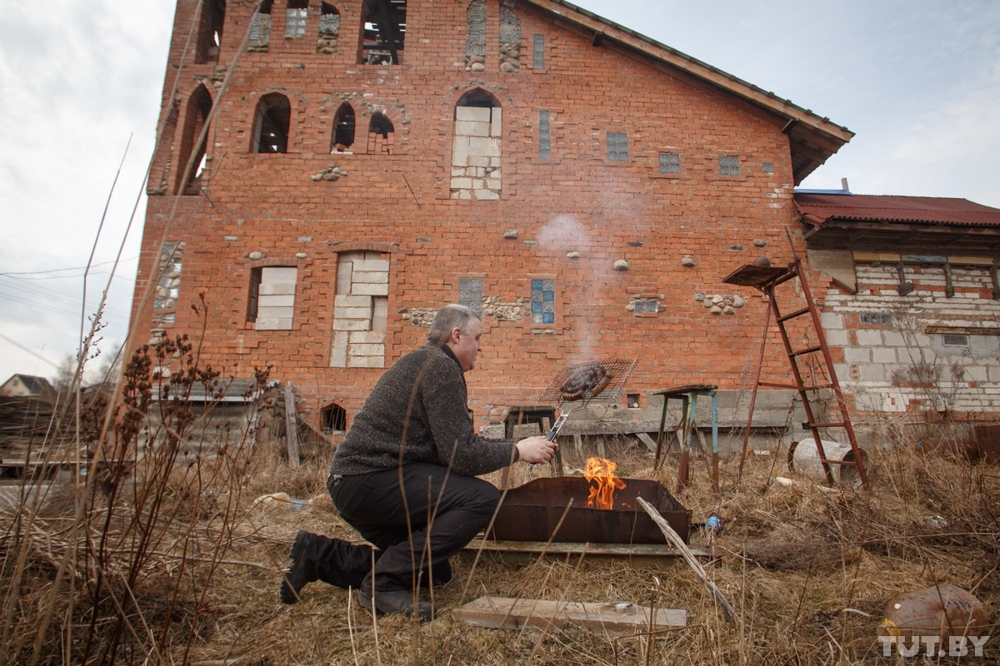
463;538;713;567
453;596;686;635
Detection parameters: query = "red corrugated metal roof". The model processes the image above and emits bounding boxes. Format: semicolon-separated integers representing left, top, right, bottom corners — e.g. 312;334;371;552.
794;193;1000;227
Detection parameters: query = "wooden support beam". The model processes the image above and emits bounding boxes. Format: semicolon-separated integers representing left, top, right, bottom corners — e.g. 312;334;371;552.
453;596;686;636
283;382;299;468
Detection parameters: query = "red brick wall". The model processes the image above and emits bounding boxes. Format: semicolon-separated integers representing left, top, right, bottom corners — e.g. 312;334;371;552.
132;0;803;427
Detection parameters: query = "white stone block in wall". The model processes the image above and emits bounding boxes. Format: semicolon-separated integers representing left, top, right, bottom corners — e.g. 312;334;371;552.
258;305;294;319
336;260;354;294
353;270;388;284
262;267;298;282
348;355;385;368
456;106;491;122
373;297;388;330
480;424;506;439
824;329;850;346
259;283;296;295
872;347;897;364
350;330;385;344
333;318;371;331
354;282;389;296
474;189;500;200
469;136;501;157
833;363;851;383
452;136;470;166
334;306;372;320
255;317;293;330
856;330;883;346
857;364;887;382
490;107;502;137
259;294;295;308
455;120;490;137
882;331;905;347
843;348;871;364
452;167;467;177
451;177;473;189
350;343;384;356
988;366;1000;382
485;177;502;189
353;259;390;273
468;155;490;167
820;312;845;330
330;332;349;367
489;156;501;167
335;294;372;308
964;366;988;382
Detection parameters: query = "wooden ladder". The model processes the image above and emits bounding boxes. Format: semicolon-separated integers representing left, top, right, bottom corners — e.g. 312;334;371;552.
724;258;870;489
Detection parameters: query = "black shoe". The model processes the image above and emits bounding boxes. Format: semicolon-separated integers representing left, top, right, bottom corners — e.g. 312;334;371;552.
358;588;434;622
280;530;313;604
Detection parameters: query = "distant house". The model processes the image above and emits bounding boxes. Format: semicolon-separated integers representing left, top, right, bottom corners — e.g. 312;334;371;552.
0;374;55;399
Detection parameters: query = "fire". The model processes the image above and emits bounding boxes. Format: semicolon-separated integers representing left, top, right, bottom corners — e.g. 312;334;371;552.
583;456;627;510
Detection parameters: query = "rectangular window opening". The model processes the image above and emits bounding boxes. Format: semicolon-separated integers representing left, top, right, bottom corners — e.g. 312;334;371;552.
531;278;555;325
459;278;483;316
539;110;551;159
533;34;544;69
719;155;740;176
943;334;970;347
607;132;628;162
658;152;680;174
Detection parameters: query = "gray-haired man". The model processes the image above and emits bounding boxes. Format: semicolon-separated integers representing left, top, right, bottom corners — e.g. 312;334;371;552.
280;305;556;620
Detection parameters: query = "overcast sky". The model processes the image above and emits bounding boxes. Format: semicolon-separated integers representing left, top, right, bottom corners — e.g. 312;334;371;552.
1;0;998;385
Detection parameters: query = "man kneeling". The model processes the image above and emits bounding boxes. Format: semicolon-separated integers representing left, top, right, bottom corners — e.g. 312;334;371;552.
279;305;557;620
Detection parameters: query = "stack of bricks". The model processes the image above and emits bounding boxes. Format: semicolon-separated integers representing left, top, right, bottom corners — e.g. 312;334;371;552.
367;132;394;155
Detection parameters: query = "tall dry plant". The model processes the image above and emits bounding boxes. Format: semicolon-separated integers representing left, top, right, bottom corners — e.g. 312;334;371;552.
0;330;271;666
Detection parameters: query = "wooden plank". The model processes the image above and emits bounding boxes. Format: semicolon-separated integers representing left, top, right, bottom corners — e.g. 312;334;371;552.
464;538;712;559
453;596;686;635
635;432;657;453
283;382;299;468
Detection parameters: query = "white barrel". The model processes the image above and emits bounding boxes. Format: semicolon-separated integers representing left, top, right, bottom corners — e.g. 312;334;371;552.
788;438;869;487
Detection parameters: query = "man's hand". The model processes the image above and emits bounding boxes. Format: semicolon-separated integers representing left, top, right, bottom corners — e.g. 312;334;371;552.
515;436;559;464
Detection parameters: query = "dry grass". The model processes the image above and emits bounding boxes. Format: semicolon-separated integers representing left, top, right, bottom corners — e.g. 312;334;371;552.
3;423;1000;664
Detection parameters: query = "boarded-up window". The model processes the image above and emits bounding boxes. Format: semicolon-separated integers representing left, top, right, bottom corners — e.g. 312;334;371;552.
465;0;486;71
317;3;340;53
451;89;501;200
251;266;297;330
498;0;520;73
249;1;272;50
331;251;389;368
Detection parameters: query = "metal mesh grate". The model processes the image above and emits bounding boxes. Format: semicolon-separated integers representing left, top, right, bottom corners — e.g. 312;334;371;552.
537;359;637;403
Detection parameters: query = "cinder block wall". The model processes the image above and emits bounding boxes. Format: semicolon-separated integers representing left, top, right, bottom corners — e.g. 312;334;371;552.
133;0;806;435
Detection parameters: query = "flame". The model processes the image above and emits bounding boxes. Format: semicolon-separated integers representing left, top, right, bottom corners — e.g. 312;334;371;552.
583;456;627;510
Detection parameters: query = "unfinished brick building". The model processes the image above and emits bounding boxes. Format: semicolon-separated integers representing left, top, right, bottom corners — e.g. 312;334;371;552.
135;0;1000;451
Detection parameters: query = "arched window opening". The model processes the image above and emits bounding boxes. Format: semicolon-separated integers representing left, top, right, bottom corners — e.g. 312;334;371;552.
321;401;347;433
498;0;521;72
196;0;226;63
465;0;486;72
451;89;501;200
359;0;406;65
285;0;309;38
367;112;394;155
249;1;273;51
331;103;355;152
176;85;213;195
317;3;341;53
252;93;291;153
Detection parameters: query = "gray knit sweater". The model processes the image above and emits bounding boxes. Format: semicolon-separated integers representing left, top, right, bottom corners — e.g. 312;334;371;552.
329;343;517;477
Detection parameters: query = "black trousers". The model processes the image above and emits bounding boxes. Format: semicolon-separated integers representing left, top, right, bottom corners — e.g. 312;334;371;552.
329;463;500;592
